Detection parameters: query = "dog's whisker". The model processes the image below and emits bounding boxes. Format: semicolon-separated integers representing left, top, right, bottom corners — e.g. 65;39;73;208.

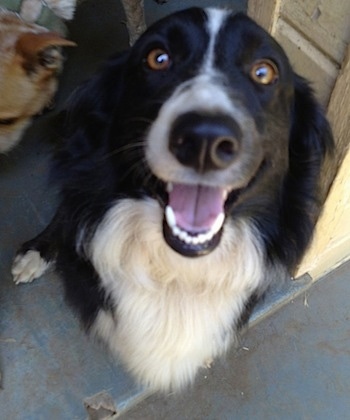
122;116;157;126
98;140;145;162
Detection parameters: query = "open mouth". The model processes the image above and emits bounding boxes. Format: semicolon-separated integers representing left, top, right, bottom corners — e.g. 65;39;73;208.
162;183;230;257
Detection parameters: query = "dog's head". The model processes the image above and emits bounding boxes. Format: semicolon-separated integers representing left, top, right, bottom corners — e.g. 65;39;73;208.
0;12;75;153
136;8;296;258
65;8;333;264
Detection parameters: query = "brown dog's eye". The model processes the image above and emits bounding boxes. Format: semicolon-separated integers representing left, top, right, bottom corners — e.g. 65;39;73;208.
145;48;171;71
250;60;279;85
0;117;18;126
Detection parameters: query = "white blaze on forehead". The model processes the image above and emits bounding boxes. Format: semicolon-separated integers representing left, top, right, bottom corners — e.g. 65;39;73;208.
202;8;231;73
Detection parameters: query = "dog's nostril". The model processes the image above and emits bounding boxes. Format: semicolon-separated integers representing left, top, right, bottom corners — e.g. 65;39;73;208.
211;136;238;169
169;112;241;172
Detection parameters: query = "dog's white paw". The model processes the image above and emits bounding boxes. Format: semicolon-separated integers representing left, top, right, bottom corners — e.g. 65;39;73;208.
204;358;213;369
12;250;51;285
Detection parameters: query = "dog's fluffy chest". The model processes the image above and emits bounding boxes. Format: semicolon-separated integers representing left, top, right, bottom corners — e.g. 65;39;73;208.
88;198;265;390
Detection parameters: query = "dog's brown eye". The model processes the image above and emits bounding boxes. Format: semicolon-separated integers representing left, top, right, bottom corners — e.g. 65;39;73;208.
0;117;18;126
146;48;171;71
250;60;279;85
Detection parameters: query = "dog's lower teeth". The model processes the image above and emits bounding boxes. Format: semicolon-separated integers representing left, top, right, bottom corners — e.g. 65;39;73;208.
165;205;176;228
212;212;225;235
165;207;225;246
166;182;173;193
179;230;188;242
198;233;209;244
192;236;200;245
173;225;181;237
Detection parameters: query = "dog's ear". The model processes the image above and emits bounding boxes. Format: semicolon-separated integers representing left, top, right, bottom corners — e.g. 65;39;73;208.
16;32;76;73
64;51;130;130
53;50;131;189
289;75;334;201
55;51;131;165
281;75;334;268
290;76;334;161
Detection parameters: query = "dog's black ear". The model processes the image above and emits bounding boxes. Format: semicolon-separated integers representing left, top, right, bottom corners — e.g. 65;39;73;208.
289;75;334;204
290;76;334;164
280;75;334;269
53;51;130;181
60;51;130;153
65;51;130;135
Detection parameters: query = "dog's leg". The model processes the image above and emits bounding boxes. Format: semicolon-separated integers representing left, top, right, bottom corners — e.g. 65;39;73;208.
12;208;63;284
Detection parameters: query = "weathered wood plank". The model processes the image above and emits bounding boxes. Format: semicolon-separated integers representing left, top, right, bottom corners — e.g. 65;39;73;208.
326;46;350;163
248;0;350;278
247;0;280;32
274;18;339;105
296;45;350;279
280;0;350;64
120;0;146;45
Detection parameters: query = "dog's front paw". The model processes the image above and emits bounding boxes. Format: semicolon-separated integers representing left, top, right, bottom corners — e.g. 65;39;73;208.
204;358;213;369
12;250;51;284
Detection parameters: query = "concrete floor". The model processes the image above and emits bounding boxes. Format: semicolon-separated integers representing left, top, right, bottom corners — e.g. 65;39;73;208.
1;1;349;418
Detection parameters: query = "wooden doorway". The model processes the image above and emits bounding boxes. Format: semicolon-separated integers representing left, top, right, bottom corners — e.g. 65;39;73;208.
248;0;350;279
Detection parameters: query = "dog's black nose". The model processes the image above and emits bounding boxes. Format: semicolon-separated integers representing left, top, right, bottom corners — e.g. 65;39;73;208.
169;112;241;172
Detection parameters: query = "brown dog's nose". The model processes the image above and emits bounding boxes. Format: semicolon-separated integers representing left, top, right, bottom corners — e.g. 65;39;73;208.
169;112;241;172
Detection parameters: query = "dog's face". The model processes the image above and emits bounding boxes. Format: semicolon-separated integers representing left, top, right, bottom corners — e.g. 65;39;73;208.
73;7;327;262
0;12;75;153
108;8;298;258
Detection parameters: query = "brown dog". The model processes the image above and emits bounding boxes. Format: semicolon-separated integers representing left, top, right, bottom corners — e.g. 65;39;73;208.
0;5;76;153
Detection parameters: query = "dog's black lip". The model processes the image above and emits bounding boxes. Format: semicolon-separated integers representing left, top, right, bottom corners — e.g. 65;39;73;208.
162;219;223;257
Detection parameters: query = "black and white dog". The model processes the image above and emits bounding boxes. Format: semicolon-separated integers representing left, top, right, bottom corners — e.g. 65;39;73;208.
12;8;333;391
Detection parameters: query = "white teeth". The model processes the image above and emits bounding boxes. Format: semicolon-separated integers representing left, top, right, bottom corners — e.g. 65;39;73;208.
166;182;173;193
179;230;188;242
191;236;200;245
165;205;176;228
197;233;208;244
165;206;225;246
212;212;225;235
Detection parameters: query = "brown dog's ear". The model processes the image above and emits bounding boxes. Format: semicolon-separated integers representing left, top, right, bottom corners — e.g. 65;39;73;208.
15;32;76;72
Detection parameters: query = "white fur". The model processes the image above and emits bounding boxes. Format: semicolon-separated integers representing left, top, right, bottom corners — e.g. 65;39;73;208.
45;0;76;20
88;198;266;391
12;250;51;284
20;0;76;21
202;8;230;73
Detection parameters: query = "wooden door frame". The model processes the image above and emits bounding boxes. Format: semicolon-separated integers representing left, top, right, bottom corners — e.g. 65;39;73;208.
248;0;350;279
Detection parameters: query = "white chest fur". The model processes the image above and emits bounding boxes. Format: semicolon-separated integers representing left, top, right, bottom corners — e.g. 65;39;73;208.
88;198;265;391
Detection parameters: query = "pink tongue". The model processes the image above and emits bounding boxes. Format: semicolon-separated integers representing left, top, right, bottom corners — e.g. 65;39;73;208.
168;184;224;233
